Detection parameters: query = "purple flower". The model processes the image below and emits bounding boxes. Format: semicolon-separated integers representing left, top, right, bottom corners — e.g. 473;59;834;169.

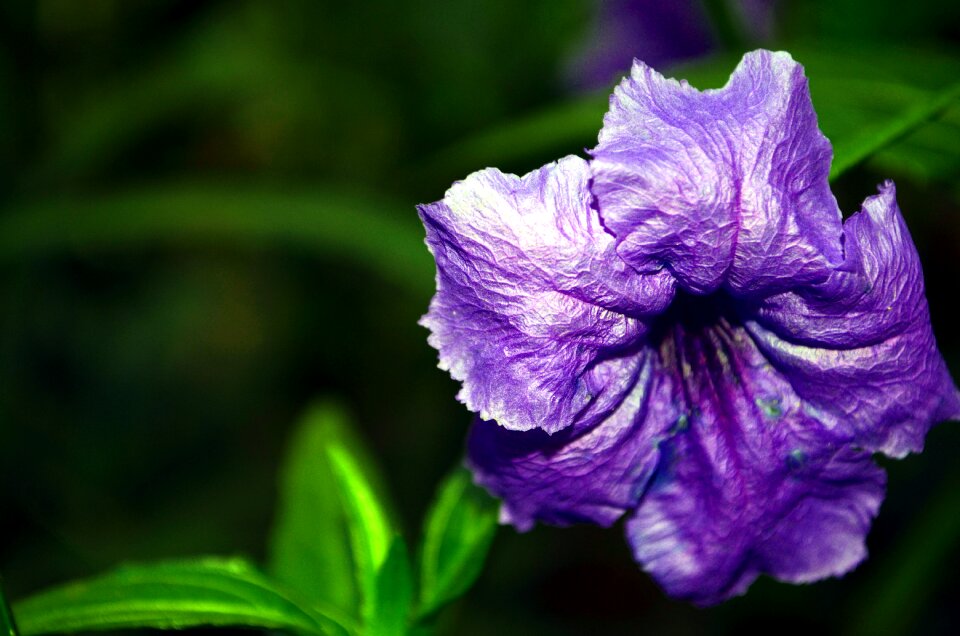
418;50;960;605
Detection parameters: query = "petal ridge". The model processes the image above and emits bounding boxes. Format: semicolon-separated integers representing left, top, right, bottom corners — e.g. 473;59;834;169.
625;318;886;605
590;49;843;296
467;349;679;530
749;181;960;456
419;155;675;433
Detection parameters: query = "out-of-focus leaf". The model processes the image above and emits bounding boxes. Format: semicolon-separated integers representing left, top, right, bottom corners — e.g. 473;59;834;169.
1;578;18;636
366;538;414;636
268;403;362;617
416;94;607;184
701;0;749;50
844;468;960;636
12;558;353;636
32;3;395;185
325;429;397;626
0;184;432;298
32;9;283;184
423;45;960;185
871;104;960;183
416;467;498;620
828;81;960;180
786;0;960;42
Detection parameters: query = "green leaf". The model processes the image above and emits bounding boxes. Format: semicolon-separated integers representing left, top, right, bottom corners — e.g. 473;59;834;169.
1;578;19;636
416;467;499;620
366;538;414;636
268;402;362;617
324;425;398;626
868;103;960;184
0;184;432;298
11;557;354;636
828;82;960;180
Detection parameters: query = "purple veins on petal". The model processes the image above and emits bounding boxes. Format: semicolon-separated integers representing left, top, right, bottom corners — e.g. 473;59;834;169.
418;155;674;434
625;305;886;605
418;49;960;606
749;181;960;457
590;50;843;295
468;349;680;530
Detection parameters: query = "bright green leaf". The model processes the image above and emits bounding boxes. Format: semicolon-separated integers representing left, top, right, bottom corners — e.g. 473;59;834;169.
11;557;354;636
0;184;432;298
416;467;498;620
1;578;18;636
366;538;414;636
268;402;362;617
325;429;397;625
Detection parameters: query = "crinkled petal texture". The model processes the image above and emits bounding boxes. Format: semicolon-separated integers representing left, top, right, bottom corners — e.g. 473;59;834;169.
421;50;960;606
624;313;887;605
468;350;681;531
749;183;960;457
590;50;843;295
419;155;674;433
621;184;958;604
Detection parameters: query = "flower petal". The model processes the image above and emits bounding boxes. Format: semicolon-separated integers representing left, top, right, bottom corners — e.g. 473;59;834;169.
748;182;960;457
419;156;674;433
590;49;842;295
467;349;680;530
626;321;886;605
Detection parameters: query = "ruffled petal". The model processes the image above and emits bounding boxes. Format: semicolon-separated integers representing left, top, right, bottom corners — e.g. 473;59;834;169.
590;49;842;295
467;349;681;530
625;319;886;606
422;49;958;608
748;182;960;457
419;156;674;433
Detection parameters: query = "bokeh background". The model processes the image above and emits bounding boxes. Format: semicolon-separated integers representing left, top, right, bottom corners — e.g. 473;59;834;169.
2;1;959;634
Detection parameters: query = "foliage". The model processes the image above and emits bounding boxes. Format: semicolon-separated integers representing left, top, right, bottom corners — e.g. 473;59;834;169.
1;582;18;636
2;1;959;635
13;558;352;636
11;404;499;636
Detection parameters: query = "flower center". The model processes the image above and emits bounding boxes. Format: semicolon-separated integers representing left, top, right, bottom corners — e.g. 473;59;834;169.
654;289;738;334
650;289;761;422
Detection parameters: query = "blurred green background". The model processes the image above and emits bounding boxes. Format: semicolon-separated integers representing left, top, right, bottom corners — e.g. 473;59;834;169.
1;1;959;634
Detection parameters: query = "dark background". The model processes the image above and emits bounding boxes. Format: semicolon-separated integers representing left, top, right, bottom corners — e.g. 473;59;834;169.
1;1;959;634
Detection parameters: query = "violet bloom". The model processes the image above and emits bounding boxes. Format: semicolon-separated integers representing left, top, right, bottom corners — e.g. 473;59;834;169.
418;50;960;605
